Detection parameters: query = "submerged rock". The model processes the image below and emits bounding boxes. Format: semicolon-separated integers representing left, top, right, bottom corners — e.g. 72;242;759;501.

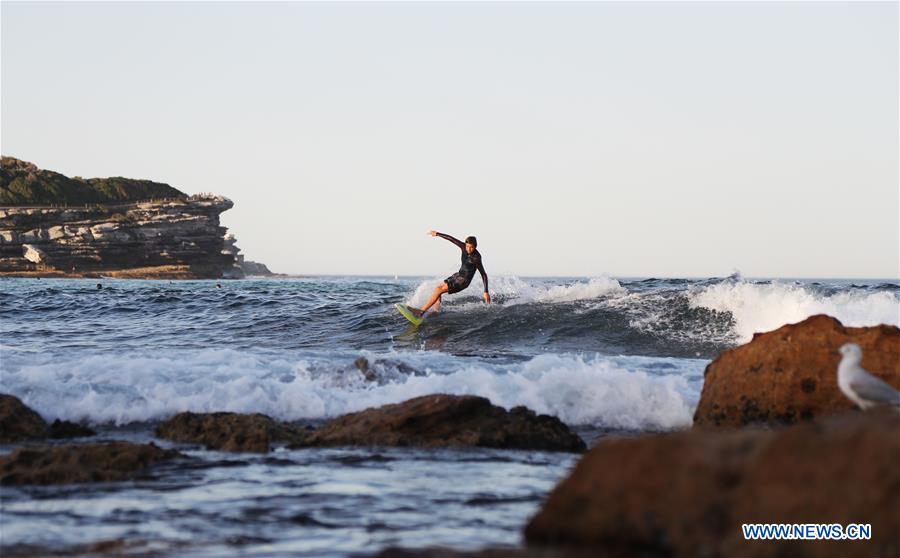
354;357;377;381
0;441;182;485
292;394;586;452
0;394;95;442
353;356;422;383
155;412;307;453
525;409;900;558
694;315;900;427
47;418;97;439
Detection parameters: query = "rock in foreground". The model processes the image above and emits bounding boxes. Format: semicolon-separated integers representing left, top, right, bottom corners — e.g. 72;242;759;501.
0;442;181;485
0;394;49;442
374;548;591;558
525;409;900;558
292;394;586;453
155;412;307;453
0;393;95;442
694;315;900;427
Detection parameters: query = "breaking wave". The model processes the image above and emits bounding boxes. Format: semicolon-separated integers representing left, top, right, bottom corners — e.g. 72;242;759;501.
686;280;899;342
0;348;703;431
402;275;899;352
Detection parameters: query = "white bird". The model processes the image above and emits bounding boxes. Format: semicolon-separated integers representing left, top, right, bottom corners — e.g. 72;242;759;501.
837;343;900;410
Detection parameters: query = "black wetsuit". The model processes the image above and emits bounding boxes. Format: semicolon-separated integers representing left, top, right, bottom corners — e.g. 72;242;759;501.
436;232;488;295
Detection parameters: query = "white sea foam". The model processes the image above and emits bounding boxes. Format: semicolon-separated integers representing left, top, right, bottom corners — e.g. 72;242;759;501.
688;281;900;342
412;275;898;346
406;275;625;307
0;349;702;430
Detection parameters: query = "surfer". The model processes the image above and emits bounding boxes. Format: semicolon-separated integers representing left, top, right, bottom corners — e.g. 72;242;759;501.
413;231;490;315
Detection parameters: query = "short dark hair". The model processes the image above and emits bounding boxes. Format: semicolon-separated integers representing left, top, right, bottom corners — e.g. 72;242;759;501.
465;236;477;247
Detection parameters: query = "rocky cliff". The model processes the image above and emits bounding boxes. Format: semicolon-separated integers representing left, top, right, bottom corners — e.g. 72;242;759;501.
0;157;271;279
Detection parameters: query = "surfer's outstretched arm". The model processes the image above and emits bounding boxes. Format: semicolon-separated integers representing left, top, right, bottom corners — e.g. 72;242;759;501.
429;230;465;249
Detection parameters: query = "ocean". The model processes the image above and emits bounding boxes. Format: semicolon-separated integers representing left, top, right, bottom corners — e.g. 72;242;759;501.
1;275;898;556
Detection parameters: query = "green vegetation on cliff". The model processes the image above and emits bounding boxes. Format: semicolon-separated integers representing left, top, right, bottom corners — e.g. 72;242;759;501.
0;156;187;206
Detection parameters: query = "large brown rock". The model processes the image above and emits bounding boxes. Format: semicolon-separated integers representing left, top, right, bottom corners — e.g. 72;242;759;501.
0;394;48;442
694;315;900;427
0;441;181;485
292;394;586;452
525;409;900;558
374;548;585;558
155;412;307;453
0;393;95;442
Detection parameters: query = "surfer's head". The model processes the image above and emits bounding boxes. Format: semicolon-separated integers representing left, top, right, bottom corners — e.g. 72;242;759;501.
465;236;477;254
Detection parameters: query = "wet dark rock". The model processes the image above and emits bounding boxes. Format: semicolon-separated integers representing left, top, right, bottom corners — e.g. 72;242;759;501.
353;356;422;383
0;441;182;485
354;357;377;381
525;409;900;557
0;394;96;442
0;394;48;442
694;315;900;427
155;412;308;453
47;419;97;439
291;394;585;452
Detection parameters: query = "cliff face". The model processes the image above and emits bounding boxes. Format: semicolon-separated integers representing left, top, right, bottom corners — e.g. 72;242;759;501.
0;157;266;279
0;197;242;278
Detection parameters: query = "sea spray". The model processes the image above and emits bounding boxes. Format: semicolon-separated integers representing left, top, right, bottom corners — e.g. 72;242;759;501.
687;280;900;342
406;275;625;307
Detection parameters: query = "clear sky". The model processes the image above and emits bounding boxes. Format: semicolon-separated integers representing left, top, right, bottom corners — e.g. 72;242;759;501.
2;1;897;278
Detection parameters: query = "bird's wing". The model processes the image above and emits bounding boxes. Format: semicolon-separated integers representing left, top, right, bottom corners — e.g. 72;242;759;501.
849;374;900;406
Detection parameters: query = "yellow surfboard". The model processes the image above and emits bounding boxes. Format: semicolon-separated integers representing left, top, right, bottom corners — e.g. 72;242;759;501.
394;303;424;327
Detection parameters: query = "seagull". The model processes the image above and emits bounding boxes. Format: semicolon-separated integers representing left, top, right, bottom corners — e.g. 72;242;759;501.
837;343;900;410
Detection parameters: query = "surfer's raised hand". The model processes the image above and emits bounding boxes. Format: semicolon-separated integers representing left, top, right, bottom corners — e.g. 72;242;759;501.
428;230;437;237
